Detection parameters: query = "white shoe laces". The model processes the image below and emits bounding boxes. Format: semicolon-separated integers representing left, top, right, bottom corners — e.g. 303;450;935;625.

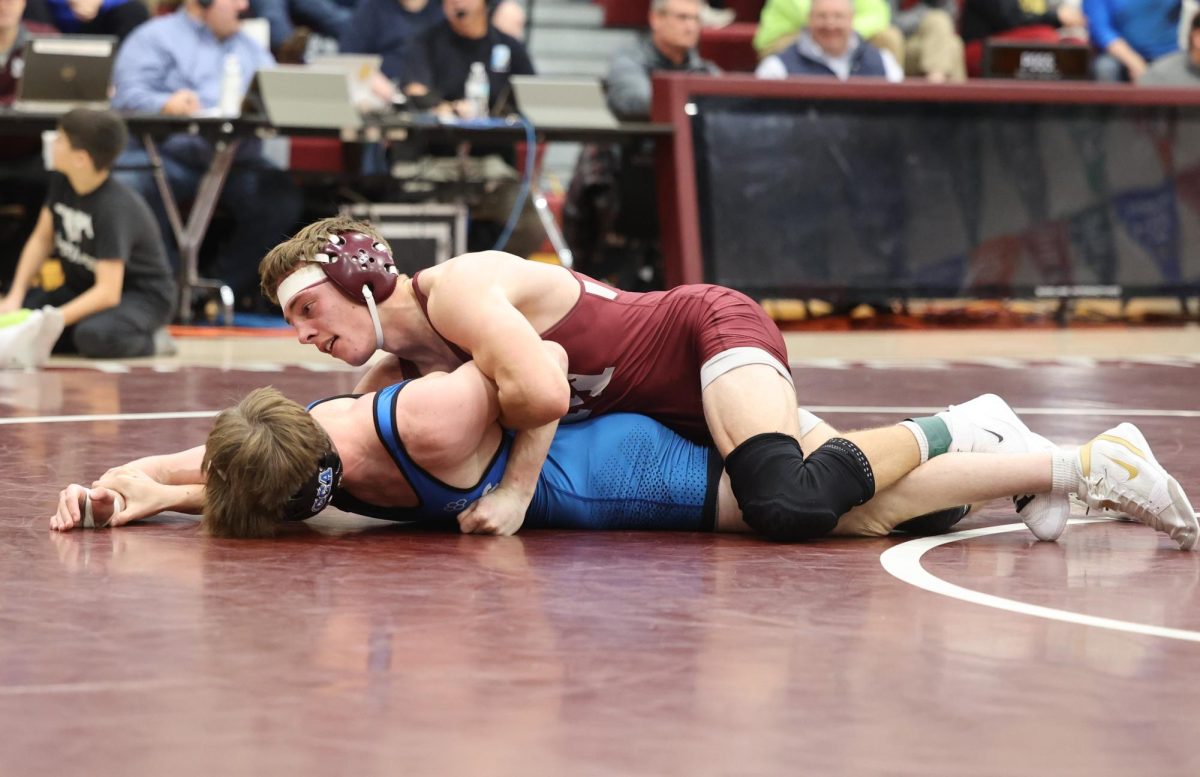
1083;471;1167;529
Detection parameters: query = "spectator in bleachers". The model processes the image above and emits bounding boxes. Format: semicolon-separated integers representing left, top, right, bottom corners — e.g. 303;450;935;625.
887;0;965;81
562;0;716;291
1141;7;1200;85
400;0;539;253
1084;0;1179;81
606;0;719;121
339;0;444;102
757;0;907;310
961;0;1088;77
755;0;900;63
401;0;533;116
110;0;303;310
345;0;527;106
756;0;904;80
22;0;148;42
1;0;56;287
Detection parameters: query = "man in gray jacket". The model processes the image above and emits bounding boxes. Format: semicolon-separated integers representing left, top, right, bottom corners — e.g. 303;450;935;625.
563;0;720;289
605;0;719;121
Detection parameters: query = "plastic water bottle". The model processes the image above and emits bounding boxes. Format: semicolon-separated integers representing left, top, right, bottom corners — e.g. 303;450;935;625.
219;54;243;117
464;62;489;119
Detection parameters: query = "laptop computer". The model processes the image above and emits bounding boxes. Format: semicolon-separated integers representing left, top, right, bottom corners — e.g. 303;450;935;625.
309;54;387;112
245;66;363;130
13;35;116;113
508;76;619;130
982;40;1092;81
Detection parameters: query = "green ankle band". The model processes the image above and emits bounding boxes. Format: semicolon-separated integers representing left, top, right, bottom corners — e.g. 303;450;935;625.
910;416;952;458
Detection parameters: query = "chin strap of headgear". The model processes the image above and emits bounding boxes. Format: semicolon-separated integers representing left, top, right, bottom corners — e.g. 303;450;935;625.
361;282;385;352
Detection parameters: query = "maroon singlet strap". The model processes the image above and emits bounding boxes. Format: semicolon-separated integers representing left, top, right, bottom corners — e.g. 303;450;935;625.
410;271;473;363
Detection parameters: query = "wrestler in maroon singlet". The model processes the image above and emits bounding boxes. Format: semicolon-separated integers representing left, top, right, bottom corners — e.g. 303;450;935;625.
411;269;788;444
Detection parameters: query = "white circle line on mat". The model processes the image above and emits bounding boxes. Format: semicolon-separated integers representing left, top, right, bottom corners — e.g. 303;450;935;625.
880;519;1200;643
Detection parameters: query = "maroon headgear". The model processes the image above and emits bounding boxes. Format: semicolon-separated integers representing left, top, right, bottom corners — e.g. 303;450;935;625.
314;232;400;304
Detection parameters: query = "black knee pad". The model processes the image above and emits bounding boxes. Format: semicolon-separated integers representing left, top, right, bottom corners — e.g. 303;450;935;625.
724;434;877;543
893;505;971;536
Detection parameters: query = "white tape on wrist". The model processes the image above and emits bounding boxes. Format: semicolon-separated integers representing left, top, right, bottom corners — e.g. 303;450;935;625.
82;491;125;529
81;488;93;529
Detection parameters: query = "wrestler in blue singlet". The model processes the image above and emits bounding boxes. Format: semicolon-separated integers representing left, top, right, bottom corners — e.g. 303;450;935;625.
316;382;723;531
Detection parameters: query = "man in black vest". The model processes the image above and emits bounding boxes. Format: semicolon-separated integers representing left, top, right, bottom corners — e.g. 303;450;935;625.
755;0;903;80
752;0;906;320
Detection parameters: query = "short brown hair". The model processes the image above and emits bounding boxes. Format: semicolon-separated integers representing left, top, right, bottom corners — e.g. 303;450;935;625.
202;387;328;538
58;109;128;172
259;216;390;305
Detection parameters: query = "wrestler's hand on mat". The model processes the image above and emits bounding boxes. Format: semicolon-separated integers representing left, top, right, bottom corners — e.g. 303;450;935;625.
457;487;528;536
50;484;123;531
93;467;169;525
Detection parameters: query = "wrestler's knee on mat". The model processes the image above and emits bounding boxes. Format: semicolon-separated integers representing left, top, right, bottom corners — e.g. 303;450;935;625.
724;433;876;543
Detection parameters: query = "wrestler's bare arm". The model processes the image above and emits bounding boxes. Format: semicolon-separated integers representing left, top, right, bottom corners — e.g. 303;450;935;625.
104;445;207;486
51;445;208;531
456;342;567;535
425;254;571;430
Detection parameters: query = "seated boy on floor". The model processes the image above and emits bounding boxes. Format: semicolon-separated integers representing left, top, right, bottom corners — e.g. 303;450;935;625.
0;108;175;368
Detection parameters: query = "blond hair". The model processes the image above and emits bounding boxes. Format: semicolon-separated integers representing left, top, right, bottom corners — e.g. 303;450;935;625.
259;216;390;305
202;387;328;538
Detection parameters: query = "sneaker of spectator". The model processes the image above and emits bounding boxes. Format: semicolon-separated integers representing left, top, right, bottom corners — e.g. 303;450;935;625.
699;2;735;27
0;306;64;369
152;327;178;357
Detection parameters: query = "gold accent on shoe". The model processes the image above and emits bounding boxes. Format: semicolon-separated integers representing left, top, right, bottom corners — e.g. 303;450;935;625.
1095;433;1148;460
1109;458;1139;480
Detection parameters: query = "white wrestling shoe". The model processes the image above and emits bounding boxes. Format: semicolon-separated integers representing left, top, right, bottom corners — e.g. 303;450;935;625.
1074;423;1199;551
939;393;1071;541
1011;492;1072;542
940;394;1039;455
